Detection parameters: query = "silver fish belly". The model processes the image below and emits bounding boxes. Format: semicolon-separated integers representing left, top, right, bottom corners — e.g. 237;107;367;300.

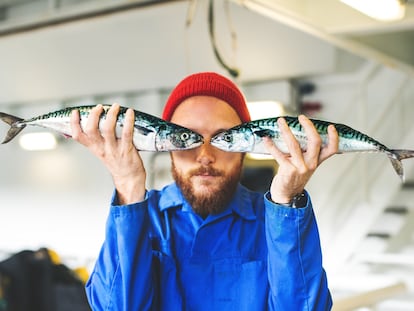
0;105;204;151
210;116;414;180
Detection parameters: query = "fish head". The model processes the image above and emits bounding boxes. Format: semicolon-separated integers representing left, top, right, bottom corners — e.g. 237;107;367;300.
155;125;204;151
210;127;254;152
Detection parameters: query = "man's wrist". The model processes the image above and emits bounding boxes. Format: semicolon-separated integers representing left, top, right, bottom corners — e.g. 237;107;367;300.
272;191;307;208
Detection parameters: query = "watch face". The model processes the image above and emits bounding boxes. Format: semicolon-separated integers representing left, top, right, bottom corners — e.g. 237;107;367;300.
292;192;306;208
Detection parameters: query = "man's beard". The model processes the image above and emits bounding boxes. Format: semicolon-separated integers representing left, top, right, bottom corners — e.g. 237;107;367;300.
171;159;243;218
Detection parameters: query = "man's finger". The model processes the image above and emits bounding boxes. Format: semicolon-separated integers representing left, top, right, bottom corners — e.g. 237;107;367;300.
319;124;339;163
101;103;120;142
279;117;304;160
84;104;104;139
70;109;82;140
298;115;322;167
263;136;289;165
121;108;136;151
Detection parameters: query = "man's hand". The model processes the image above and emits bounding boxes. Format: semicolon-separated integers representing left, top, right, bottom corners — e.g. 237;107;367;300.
70;103;147;205
264;115;339;205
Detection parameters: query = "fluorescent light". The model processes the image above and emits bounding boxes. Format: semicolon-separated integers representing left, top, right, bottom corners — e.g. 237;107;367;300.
341;0;406;21
246;101;285;120
246;153;275;161
19;132;57;151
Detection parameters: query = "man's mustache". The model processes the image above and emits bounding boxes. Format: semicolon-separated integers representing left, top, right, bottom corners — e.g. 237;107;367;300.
189;166;222;177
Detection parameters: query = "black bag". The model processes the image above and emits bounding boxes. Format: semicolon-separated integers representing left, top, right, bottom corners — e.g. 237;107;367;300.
0;248;91;311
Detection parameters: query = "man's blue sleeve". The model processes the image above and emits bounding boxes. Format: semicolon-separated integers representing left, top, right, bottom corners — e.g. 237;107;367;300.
265;192;332;311
85;193;154;311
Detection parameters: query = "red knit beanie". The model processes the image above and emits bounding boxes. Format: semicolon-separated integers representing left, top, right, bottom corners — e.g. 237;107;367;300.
162;72;251;123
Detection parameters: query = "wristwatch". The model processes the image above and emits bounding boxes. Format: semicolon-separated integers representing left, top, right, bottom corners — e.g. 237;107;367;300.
276;191;307;208
289;191;307;208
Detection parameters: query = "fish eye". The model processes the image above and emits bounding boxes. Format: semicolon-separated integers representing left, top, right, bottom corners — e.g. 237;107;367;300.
223;134;232;142
180;132;190;140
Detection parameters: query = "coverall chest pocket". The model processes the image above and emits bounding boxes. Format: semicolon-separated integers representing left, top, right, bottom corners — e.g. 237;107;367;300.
214;260;268;311
152;250;183;310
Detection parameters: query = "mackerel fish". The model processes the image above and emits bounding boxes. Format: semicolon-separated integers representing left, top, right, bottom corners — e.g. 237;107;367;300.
210;116;414;180
0;105;204;151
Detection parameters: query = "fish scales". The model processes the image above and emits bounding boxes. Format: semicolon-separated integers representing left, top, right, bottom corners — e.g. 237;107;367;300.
0;105;204;152
210;116;414;180
230;116;389;153
284;116;379;145
289;117;389;152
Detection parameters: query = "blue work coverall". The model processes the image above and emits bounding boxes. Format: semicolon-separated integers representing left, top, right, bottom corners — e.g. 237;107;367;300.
86;183;332;310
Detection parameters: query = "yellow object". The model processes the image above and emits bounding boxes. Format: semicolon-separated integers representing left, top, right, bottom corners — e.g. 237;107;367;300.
47;249;61;265
74;267;90;284
45;248;90;283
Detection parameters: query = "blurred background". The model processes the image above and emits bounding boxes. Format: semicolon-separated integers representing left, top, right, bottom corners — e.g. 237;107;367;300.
0;0;414;310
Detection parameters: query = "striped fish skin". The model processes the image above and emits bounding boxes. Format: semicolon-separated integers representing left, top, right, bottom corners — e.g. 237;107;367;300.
0;105;204;152
210;116;414;180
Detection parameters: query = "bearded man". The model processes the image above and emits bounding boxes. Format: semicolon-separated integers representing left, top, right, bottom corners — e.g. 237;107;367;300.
71;72;338;311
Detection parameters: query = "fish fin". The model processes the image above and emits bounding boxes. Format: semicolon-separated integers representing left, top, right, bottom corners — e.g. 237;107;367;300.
388;149;414;181
0;112;26;144
134;125;153;135
391;149;414;160
389;157;405;181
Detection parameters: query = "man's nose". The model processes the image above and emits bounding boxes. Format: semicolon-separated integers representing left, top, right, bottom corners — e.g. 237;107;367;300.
196;142;216;166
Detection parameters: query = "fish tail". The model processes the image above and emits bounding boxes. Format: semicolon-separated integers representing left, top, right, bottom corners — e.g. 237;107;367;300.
0;112;26;144
388;149;414;181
